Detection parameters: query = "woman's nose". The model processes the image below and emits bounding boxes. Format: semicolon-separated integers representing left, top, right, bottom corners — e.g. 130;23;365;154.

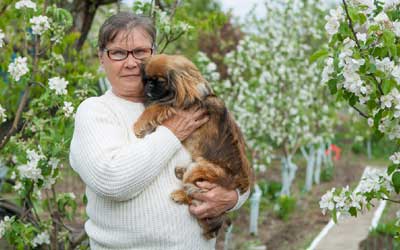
125;54;139;68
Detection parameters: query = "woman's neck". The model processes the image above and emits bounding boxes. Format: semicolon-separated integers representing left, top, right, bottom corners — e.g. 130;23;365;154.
111;89;146;103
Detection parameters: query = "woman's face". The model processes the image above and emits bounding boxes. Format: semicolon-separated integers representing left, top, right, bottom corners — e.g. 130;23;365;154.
99;28;153;102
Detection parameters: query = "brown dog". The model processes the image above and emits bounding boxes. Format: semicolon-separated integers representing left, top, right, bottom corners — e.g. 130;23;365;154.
134;54;253;239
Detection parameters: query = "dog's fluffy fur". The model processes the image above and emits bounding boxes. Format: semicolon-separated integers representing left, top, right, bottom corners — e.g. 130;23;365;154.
134;54;253;239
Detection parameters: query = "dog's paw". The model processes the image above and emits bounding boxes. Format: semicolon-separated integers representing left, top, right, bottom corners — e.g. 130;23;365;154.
175;166;187;180
133;123;147;138
170;190;188;204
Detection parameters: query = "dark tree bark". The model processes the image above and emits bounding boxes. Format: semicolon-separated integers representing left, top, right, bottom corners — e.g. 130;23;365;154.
58;0;119;51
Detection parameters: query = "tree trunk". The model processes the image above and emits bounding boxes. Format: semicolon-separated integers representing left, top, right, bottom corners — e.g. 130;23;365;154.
58;0;119;51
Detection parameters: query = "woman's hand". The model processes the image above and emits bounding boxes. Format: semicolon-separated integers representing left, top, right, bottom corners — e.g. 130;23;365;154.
188;181;238;219
162;107;209;141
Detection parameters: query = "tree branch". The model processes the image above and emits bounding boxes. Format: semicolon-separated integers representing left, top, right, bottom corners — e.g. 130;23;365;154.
0;3;8;17
342;0;360;49
382;197;400;203
70;230;88;249
351;105;369;119
0;84;31;149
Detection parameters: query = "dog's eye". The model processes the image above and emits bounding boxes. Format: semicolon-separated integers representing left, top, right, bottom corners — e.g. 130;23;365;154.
157;77;167;84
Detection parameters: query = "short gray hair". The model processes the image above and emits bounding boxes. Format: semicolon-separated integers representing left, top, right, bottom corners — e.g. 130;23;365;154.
98;12;156;51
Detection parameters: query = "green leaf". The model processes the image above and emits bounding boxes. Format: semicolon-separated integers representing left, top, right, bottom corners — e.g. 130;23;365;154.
327;79;338;94
349;207;357;217
309;49;329;63
389;44;397;58
332;209;338;223
382;79;394;94
368;63;377;74
392;171;400;193
383;30;396;47
387;164;398;176
349;94;358;106
372;130;384;142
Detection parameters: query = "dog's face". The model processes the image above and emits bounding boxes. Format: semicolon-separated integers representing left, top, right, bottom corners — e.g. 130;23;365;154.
141;54;210;107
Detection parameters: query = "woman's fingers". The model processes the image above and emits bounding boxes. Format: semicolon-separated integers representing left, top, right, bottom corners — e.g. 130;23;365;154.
162;107;209;141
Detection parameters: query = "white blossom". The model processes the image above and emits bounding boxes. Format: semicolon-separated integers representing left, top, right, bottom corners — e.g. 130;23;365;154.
384;0;400;10
48;77;69;95
392;65;400;83
325;6;344;36
48;157;59;169
0;216;12;239
358;168;384;193
320;188;335;215
8;56;29;81
67;192;76;199
322;57;334;83
17;163;42;181
351;0;375;14
30;16;51;35
393;22;400;37
349;192;367;210
0;29;5;48
375;57;394;73
0;105;6;123
367;118;374;127
15;0;36;10
62;101;74;117
374;12;390;24
32;232;50;247
17;149;45;182
390;152;400;164
13;182;22;192
356;33;367;42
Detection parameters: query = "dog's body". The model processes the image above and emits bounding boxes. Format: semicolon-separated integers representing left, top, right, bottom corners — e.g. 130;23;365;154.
134;54;252;239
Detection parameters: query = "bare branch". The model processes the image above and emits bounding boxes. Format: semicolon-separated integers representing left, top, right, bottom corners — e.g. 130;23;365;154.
0;85;31;149
382;197;400;203
342;0;360;49
351;105;369;118
70;230;88;249
0;3;8;17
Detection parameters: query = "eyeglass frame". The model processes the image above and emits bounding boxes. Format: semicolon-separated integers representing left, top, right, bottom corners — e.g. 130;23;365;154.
103;46;155;61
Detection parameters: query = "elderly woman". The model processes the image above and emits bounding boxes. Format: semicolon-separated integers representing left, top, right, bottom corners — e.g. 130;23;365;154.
69;12;249;250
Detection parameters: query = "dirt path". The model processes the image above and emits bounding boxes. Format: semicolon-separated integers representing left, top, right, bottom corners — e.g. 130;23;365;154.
309;166;386;250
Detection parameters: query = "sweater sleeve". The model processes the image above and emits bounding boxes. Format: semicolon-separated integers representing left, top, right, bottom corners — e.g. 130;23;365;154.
226;188;250;212
69;98;181;202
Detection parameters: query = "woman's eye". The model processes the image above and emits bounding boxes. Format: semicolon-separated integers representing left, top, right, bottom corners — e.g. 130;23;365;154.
111;50;126;56
135;49;146;56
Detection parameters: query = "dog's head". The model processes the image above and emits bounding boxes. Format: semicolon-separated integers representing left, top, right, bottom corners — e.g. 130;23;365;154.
141;54;211;107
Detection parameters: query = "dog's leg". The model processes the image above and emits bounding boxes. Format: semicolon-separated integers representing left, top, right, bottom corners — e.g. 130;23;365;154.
200;216;225;239
134;105;176;138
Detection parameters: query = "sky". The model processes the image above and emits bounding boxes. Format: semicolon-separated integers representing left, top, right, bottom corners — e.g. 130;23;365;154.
218;0;265;21
122;0;266;21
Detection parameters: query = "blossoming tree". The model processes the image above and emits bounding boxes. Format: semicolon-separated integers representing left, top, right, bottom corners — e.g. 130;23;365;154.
0;0;101;248
210;0;337;196
317;0;400;227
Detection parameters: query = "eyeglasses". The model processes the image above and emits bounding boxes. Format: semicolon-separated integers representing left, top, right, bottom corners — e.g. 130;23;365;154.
104;47;154;61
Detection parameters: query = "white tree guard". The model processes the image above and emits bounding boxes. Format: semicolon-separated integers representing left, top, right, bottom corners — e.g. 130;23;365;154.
301;145;316;192
249;184;262;235
280;155;298;196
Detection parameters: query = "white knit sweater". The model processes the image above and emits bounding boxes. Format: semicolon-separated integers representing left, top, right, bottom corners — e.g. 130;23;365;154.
69;90;248;250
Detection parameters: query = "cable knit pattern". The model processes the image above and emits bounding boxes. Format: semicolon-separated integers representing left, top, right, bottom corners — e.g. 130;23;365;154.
70;90;247;250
